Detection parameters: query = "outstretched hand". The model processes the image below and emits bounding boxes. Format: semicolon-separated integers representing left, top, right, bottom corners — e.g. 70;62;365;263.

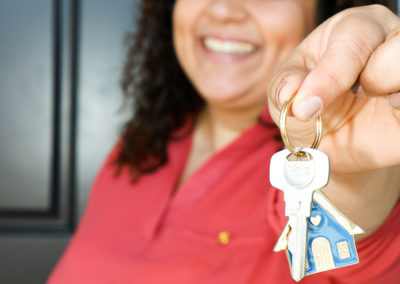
267;5;400;237
268;4;400;174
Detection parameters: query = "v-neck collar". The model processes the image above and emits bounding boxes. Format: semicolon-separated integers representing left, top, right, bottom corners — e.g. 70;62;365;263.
128;109;281;240
162;119;281;227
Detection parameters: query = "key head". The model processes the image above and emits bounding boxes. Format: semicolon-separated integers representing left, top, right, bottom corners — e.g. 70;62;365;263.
270;148;330;193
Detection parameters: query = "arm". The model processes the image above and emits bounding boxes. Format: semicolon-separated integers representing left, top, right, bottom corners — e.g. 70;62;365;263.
267;4;400;240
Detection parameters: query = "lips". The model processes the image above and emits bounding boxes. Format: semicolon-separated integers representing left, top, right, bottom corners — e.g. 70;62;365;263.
203;37;257;55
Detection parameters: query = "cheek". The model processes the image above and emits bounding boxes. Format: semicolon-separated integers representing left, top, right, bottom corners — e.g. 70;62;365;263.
172;2;189;61
252;2;312;49
173;1;205;72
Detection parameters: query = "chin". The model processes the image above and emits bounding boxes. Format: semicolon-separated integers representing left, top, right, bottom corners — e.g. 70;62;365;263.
193;77;266;110
194;76;246;98
196;86;244;104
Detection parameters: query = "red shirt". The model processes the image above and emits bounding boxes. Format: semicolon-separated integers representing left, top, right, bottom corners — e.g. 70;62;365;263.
48;113;400;284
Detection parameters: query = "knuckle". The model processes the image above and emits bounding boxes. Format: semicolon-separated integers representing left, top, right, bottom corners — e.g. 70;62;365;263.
363;4;398;29
386;25;400;41
367;4;392;17
331;36;373;69
324;69;348;94
361;68;384;93
334;4;391;19
344;37;373;65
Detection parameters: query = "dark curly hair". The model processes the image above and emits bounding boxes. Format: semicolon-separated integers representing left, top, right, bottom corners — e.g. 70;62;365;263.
116;0;396;180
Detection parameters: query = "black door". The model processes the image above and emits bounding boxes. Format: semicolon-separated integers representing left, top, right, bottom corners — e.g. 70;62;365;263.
0;0;134;283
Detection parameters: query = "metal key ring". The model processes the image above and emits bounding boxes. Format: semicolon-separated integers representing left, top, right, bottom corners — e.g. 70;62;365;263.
279;96;323;156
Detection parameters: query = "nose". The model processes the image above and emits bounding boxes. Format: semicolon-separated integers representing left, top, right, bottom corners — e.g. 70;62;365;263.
206;0;247;22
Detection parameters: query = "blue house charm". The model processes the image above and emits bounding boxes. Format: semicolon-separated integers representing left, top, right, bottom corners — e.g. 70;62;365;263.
274;190;364;276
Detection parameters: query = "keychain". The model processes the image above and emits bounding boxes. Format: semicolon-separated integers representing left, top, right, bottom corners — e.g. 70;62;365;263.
269;96;364;282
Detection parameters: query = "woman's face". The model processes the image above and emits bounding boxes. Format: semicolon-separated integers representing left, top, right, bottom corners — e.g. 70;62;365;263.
173;0;316;110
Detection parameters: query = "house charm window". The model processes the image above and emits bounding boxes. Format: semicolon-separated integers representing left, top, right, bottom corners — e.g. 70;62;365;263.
337;241;351;259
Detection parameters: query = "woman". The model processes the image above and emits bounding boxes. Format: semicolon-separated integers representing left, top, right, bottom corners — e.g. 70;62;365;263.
48;0;400;283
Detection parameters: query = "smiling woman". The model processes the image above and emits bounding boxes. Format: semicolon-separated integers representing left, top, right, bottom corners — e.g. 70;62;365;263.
173;0;315;108
116;0;395;179
48;0;400;283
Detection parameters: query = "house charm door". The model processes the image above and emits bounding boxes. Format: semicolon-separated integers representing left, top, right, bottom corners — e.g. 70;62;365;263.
311;237;335;272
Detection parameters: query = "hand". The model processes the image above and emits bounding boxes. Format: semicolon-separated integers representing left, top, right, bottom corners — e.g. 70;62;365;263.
267;5;400;237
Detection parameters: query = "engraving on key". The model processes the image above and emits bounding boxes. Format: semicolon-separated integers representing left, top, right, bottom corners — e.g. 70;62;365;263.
284;159;315;188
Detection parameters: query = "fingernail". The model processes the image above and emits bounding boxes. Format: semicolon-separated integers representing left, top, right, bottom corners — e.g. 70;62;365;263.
297;96;323;120
277;80;296;108
387;92;400;109
275;80;287;108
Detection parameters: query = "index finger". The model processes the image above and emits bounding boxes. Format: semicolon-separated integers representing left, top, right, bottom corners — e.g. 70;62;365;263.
292;7;392;120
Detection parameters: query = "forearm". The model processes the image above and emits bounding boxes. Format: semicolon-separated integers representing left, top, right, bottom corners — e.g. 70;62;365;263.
324;164;400;241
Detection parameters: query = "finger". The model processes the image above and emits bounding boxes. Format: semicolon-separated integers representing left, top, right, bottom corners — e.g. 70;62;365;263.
292;13;389;121
360;27;400;95
267;57;326;146
267;57;307;123
270;66;306;108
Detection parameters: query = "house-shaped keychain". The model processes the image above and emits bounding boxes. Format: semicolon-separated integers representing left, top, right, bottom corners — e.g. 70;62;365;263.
274;190;364;276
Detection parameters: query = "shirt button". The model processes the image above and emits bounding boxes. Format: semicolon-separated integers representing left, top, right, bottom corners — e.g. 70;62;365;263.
217;231;231;245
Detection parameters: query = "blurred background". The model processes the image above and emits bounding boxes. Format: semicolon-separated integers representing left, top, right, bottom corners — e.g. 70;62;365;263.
0;1;399;284
0;0;135;283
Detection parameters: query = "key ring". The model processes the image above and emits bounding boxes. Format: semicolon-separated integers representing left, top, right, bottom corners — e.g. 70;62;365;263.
280;96;323;156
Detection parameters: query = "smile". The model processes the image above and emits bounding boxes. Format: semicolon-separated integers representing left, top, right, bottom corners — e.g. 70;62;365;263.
203;37;257;55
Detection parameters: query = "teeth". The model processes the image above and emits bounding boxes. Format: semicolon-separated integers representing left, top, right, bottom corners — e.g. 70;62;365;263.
204;37;256;54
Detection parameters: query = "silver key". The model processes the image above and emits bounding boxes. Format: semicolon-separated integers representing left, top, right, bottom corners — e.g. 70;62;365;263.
270;148;329;282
